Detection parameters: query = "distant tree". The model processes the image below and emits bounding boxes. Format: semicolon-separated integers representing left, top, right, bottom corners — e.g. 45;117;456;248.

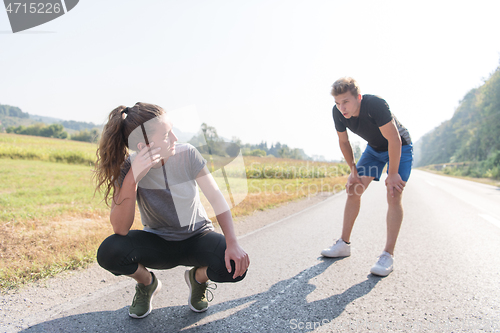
189;123;226;156
40;124;67;139
6;123;68;139
268;142;282;157
248;149;267;157
0;104;29;118
226;137;242;157
416;63;500;167
256;141;268;151
60;120;98;131
188;125;312;160
278;145;291;158
6;125;22;134
70;128;100;143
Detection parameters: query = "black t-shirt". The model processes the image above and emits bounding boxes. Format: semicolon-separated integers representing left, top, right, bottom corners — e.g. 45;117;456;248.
332;94;411;151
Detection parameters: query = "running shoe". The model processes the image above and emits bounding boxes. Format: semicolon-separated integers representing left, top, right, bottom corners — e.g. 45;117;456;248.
129;272;162;319
370;251;394;276
184;267;216;312
321;238;351;257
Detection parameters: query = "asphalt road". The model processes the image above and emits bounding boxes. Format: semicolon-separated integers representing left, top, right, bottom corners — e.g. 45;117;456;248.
3;170;500;332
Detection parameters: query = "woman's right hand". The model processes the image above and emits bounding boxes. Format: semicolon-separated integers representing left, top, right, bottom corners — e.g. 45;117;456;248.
130;142;162;184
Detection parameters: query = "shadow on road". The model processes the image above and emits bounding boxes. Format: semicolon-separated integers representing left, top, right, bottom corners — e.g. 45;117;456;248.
22;258;381;332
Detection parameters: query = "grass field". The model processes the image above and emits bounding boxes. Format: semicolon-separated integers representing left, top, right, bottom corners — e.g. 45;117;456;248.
0;133;348;289
0;133;96;165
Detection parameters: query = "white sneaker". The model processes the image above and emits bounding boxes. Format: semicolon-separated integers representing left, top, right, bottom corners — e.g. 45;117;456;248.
321;238;351;257
370;251;394;276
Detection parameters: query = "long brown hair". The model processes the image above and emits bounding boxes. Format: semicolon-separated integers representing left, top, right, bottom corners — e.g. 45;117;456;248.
93;102;165;206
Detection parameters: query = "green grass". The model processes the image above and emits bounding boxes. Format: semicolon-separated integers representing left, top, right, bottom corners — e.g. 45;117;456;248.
0;158;114;290
0;159;108;223
0;132;97;165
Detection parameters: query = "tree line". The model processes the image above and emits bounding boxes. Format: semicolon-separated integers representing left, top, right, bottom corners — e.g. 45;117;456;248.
416;63;500;179
188;123;311;160
1;103;101;143
6;123;100;143
5;120;310;160
0;104;29;118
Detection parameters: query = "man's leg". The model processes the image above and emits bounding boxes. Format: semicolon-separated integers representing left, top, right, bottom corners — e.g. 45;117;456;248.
384;188;404;255
370;183;404;277
341;176;374;242
322;175;374;257
370;144;412;276
384;144;412;255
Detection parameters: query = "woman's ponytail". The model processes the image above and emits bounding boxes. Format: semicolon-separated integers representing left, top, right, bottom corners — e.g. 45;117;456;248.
93;105;129;206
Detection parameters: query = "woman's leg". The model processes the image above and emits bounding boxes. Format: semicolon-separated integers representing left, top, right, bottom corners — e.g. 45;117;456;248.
180;230;247;283
96;230;185;318
195;267;209;283
128;263;152;285
96;230;184;276
180;231;246;312
97;229;246;282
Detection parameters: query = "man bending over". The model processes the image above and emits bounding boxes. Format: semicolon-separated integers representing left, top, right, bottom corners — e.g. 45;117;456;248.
321;77;413;277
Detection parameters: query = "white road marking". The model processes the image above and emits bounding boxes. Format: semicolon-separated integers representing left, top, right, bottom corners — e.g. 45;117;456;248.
479;214;500;229
425;180;436;187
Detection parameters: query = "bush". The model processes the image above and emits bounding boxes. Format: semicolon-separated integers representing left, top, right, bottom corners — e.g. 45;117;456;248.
70;129;100;143
243;149;267;157
6;123;68;139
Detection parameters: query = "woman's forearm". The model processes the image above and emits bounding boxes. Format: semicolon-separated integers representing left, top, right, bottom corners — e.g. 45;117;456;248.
207;190;239;245
216;210;239;245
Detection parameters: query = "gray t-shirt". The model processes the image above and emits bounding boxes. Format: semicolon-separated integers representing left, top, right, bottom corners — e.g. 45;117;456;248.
117;143;214;241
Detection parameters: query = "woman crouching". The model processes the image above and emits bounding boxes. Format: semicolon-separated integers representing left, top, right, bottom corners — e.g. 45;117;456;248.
93;102;249;318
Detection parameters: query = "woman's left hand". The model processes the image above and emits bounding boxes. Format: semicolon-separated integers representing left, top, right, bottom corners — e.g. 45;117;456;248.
225;242;250;279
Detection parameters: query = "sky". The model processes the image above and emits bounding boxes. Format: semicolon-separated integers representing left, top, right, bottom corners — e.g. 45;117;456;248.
1;0;499;161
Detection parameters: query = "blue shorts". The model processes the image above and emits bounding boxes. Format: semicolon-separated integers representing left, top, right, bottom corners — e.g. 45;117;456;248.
356;144;413;182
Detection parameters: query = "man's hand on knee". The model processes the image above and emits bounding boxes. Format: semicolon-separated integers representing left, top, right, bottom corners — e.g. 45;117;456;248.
385;174;406;198
346;173;363;194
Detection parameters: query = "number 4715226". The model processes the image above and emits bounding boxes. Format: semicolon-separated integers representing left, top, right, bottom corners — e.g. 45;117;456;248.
5;2;62;14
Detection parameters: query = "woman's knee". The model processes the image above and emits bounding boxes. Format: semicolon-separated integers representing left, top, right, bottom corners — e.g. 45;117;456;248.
96;234;130;270
190;231;248;283
207;260;247;283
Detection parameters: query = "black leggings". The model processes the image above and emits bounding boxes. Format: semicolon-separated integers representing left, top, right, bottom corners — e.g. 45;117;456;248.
97;230;246;283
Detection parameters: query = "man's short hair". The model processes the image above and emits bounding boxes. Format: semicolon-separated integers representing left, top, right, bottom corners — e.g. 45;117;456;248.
331;77;360;97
